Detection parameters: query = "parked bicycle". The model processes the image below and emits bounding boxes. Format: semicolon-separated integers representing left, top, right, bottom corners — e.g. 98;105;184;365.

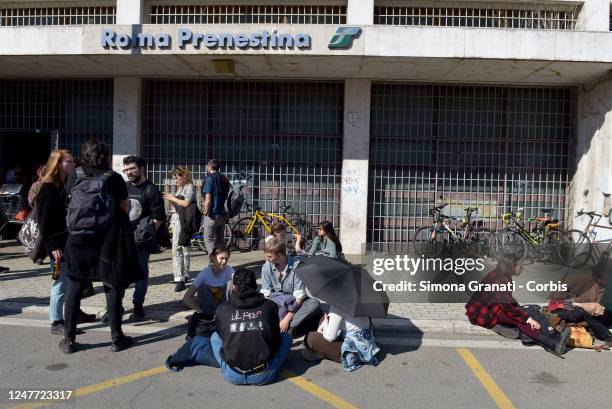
413;204;492;258
232;203;314;252
492;208;562;262
558;209;612;269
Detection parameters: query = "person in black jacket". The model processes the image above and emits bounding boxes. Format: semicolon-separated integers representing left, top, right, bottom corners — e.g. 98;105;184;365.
61;139;139;354
121;155;165;320
36;149;96;335
211;269;292;385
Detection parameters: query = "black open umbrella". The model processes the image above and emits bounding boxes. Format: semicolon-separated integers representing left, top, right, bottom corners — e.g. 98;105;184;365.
295;255;390;318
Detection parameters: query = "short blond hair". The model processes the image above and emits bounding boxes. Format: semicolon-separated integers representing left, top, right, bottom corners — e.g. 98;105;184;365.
264;237;286;256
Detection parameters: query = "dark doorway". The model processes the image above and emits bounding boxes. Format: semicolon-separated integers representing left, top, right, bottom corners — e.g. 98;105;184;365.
0;130;52;186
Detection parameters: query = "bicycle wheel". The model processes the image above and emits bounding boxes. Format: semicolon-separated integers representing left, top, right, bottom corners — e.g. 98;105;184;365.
492;230;528;260
223;223;233;249
469;228;494;258
294;219;314;252
413;227;444;258
541;230;563;263
232;217;264;252
558;229;592;268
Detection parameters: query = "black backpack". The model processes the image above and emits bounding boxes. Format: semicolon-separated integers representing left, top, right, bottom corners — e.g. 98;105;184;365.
215;175;243;219
67;167;115;236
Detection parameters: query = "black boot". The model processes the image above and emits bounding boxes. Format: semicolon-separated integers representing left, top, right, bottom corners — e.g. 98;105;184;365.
131;303;146;321
535;327;572;356
165;339;193;372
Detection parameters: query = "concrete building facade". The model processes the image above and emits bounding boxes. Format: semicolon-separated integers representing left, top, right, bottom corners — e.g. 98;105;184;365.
1;0;612;253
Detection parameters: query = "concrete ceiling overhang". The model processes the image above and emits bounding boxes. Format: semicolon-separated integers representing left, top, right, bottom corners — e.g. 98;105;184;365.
0;54;610;85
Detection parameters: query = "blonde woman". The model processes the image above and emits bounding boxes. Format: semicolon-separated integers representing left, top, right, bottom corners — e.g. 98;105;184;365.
163;167;196;292
36;150;93;334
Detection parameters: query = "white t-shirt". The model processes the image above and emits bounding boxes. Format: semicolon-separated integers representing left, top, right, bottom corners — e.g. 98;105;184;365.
321;307;370;342
192;265;235;289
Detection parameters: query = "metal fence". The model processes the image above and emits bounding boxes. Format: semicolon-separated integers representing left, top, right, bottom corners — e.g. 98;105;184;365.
148;4;346;24
0;7;115;26
374;5;580;30
143;80;344;228
0;79;113;153
368;83;574;253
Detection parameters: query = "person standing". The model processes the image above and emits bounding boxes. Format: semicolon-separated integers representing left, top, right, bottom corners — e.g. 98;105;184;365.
61;139;141;354
36;151;71;334
163;167;196;292
201;159;229;255
122;156;165;319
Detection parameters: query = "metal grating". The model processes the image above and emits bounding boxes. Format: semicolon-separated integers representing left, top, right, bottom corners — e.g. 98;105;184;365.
374;5;580;30
143;80;343;228
368;84;574;253
149;4;346;24
0;79;113;153
0;7;116;26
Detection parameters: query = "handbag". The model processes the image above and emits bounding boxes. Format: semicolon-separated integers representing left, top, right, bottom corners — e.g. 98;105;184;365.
17;207;46;262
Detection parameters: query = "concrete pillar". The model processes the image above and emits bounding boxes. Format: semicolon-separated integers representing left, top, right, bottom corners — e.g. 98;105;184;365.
572;80;612;240
116;0;144;25
347;0;374;25
340;79;371;255
579;0;609;31
112;77;142;173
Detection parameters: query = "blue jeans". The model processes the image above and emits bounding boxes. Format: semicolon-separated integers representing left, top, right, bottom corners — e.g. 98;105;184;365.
190;336;220;367
133;247;150;305
210;331;292;385
49;257;67;323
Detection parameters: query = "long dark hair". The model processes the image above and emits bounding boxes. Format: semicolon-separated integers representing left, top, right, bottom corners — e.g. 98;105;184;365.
319;221;342;254
80;138;110;170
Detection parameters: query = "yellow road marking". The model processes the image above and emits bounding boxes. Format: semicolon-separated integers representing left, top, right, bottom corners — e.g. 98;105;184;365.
12;366;169;409
457;348;517;409
12;366;357;409
280;369;359;409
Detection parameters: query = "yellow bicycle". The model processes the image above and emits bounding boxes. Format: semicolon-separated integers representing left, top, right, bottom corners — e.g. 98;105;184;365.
232;203;314;252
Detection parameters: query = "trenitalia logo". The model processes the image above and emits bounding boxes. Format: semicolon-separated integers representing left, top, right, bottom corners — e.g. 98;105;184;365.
328;27;362;49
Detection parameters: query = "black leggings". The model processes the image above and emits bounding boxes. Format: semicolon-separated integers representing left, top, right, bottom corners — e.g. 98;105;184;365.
64;277;125;340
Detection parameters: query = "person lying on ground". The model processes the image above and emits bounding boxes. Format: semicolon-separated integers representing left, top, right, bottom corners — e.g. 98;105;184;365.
302;306;381;372
183;246;234;339
465;255;571;356
261;238;321;337
549;300;612;345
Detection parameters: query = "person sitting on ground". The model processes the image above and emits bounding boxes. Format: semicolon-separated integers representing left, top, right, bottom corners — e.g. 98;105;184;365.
302;306;381;372
165;269;292;381
309;221;343;259
465;255;571;355
265;222;302;255
261;238;322;337
212;268;292;385
183;246;234;339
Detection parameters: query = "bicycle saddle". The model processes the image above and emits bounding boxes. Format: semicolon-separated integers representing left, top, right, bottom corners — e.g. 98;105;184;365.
541;208;554;214
465;207;478;213
246;203;261;212
280;205;292;212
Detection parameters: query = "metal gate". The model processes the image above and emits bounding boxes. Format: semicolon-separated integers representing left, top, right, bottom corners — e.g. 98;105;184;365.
0;79;113;153
368;83;574;253
143;80;343;228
